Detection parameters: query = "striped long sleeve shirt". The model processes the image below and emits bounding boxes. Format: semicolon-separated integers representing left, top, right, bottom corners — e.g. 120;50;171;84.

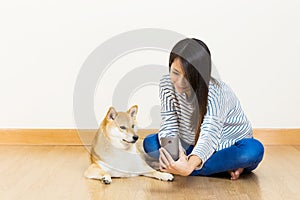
158;74;253;168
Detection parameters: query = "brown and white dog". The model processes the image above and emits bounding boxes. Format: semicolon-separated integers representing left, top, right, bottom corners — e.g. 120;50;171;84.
84;105;174;184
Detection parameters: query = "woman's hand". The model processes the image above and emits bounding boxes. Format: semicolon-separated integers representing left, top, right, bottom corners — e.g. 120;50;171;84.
159;147;194;176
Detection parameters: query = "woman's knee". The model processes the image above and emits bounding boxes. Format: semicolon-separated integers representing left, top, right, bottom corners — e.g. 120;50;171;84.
238;138;264;164
143;133;160;154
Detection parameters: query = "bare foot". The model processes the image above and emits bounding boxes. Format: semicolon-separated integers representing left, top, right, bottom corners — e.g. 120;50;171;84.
228;168;244;180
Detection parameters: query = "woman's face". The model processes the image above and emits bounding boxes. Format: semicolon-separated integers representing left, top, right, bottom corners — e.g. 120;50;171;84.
170;57;191;95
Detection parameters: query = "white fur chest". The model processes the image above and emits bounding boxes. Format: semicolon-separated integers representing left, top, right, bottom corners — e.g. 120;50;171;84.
95;134;154;177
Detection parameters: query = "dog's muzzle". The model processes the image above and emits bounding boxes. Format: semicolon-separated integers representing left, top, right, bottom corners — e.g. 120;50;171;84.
122;135;139;144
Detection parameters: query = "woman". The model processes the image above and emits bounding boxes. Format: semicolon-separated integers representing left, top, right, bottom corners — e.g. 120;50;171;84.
143;38;264;180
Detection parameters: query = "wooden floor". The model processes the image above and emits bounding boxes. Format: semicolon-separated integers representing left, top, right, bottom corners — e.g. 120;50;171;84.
1;145;300;200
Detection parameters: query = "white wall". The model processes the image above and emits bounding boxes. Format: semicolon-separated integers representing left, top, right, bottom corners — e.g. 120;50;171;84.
0;0;299;129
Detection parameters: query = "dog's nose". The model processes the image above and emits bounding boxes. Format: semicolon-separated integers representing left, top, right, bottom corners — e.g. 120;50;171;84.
133;135;139;141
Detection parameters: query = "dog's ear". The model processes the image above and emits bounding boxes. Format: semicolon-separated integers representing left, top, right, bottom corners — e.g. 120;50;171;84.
127;105;138;119
106;107;117;121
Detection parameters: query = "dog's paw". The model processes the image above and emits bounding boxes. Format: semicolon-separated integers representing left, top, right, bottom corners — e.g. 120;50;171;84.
101;175;112;184
156;172;174;182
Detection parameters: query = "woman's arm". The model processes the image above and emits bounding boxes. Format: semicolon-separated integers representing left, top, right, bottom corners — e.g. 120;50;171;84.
158;76;180;140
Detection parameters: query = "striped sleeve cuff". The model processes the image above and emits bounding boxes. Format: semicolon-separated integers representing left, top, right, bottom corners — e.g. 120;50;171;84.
158;111;179;140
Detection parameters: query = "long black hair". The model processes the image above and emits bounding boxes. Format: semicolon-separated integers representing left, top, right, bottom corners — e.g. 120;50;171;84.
169;38;212;144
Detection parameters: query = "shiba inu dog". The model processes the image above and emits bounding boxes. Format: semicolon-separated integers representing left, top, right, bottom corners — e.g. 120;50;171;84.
84;105;174;184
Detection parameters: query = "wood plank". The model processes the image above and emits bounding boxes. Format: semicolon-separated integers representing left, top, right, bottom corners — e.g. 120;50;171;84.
253;129;300;145
0;128;299;145
0;129;84;145
0;145;300;199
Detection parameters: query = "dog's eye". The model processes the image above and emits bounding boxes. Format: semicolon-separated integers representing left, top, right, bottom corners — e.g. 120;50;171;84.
132;125;135;128
120;126;126;130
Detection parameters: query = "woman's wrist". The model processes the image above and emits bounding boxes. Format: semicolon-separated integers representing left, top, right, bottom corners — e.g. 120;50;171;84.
187;155;202;174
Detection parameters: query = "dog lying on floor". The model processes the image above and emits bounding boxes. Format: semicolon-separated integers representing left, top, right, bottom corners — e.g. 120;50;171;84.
84;105;174;184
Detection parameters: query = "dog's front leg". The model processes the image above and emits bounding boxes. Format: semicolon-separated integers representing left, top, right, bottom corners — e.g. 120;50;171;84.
84;163;112;184
144;171;174;182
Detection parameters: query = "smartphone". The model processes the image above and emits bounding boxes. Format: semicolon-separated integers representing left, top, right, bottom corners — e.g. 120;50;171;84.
161;136;179;161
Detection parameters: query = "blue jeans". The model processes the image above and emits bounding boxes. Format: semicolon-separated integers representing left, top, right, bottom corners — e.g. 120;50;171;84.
143;133;264;176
